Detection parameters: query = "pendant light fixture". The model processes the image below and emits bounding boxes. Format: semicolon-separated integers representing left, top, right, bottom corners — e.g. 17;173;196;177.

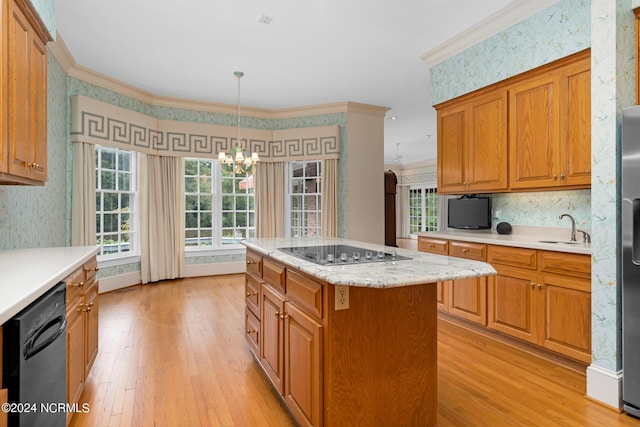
217;71;259;174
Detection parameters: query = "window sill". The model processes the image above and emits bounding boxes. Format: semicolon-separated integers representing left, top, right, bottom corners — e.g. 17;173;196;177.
185;245;246;258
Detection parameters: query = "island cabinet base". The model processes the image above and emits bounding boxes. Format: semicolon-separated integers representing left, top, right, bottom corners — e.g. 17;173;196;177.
324;283;438;426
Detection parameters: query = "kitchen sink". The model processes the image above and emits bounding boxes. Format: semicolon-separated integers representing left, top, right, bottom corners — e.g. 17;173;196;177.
538;240;581;245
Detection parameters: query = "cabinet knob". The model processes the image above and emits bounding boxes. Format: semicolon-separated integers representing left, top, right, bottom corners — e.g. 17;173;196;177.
246;291;258;297
246;260;258;265
246;329;255;334
553;175;558;180
275;311;281;316
428;244;434;248
280;313;290;320
73;281;85;288
560;174;566;179
530;282;535;288
462;248;469;253
537;283;543;290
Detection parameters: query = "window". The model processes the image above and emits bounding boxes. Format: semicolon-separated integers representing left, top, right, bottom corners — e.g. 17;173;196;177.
221;168;255;244
184;158;255;247
95;146;137;257
288;160;321;237
409;187;438;234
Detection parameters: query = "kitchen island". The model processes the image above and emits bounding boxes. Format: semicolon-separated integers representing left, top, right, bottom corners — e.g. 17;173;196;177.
242;237;495;427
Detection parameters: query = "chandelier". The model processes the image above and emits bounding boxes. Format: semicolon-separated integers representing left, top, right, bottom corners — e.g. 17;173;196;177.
217;71;259;174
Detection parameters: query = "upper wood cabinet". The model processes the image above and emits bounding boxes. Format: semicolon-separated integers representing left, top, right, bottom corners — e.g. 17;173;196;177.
510;54;591;190
436;49;590;194
0;0;51;185
438;91;508;194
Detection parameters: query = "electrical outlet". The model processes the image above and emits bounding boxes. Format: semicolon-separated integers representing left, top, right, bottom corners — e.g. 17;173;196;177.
335;285;349;310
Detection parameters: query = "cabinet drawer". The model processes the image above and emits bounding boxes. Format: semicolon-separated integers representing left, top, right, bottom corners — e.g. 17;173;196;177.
488;245;537;269
449;241;486;261
246;250;263;277
245;306;260;358
65;267;85;306
539;251;591;280
287;270;323;319
263;258;286;293
83;257;99;285
418;237;449;255
245;273;261;318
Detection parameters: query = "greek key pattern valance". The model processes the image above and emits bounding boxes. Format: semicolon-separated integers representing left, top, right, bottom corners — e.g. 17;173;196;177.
397;167;437;186
70;95;340;161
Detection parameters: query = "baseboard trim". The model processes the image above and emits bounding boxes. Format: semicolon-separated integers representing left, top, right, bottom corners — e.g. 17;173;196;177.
586;365;623;411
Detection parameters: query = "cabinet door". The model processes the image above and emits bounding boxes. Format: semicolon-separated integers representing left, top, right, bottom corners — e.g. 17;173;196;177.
436;281;448;311
487;265;537;344
537;274;591;363
449;276;487;325
509;74;561;189
6;0;47;182
560;57;591;187
284;302;323;427
67;298;85;417
245;306;260;358
437;104;468;193
468;91;508;192
260;284;285;394
84;283;99;377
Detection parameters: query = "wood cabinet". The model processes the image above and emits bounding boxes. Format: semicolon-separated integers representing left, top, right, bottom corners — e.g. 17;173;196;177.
509;53;591;190
418;237;488;325
418;237;592;363
244;248;438;426
435;49;590;194
437;91;508;194
487;245;591;363
66;256;100;425
0;0;51;185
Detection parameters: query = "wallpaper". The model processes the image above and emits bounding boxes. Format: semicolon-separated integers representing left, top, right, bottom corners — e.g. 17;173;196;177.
0;52;68;250
430;0;591;105
30;0;56;40
429;0;634;373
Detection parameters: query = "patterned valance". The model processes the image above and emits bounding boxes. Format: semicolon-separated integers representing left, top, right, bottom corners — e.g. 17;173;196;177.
70;95;340;161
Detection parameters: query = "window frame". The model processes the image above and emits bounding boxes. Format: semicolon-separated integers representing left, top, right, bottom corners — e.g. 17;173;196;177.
408;185;439;236
285;160;322;238
95;145;139;261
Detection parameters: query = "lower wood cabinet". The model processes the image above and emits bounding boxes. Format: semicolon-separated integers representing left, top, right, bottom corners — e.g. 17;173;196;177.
418;236;592;363
245;248;438;426
65;257;99;425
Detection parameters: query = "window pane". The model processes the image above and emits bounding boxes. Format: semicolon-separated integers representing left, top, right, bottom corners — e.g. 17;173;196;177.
101;149;116;169
118;151;130;171
185;177;197;193
199;195;212;211
101;171;116;190
288;160;322;238
200;212;212;228
118;172;131;191
199;176;212;193
103;193;117;212
185;195;198;210
185;212;198;228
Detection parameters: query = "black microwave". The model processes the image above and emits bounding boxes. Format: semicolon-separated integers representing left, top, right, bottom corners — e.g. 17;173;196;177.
447;196;492;230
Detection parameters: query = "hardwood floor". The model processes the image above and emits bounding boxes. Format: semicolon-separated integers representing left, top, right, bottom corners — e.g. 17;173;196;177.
70;274;640;427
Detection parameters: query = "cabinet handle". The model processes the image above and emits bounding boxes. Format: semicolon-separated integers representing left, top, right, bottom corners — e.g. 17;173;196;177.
553;174;558;180
530;282;535;288
84;306;92;312
560;174;566;179
246;291;258;297
85;267;100;273
537;283;543;290
28;162;42;170
275;311;281;316
77;304;84;312
246;329;256;334
280;313;290;320
462;248;469;253
88;302;94;308
428;244;434;248
73;281;85;288
246;260;258;265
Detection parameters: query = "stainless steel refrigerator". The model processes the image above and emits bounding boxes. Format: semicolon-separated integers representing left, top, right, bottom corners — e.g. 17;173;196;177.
622;106;640;417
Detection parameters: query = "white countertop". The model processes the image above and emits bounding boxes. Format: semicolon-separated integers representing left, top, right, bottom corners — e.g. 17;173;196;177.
242;237;496;288
417;225;591;255
0;246;100;324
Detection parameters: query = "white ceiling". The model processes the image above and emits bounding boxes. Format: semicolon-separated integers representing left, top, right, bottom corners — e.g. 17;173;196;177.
55;0;520;165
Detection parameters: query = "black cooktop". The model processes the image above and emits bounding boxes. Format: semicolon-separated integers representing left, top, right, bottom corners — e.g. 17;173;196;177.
277;244;412;266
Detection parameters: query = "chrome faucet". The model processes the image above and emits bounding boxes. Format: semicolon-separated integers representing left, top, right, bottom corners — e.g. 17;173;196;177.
559;214;577;241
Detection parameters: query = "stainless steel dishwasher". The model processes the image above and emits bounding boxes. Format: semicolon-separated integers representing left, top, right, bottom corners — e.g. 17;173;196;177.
3;281;67;426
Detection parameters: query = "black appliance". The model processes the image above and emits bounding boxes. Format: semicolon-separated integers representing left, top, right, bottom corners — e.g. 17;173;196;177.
278;244;412;266
3;282;67;427
447;196;492;230
622;106;640;417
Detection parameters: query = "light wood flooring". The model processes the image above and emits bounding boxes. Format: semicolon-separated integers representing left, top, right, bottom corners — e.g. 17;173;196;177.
70;274;640;427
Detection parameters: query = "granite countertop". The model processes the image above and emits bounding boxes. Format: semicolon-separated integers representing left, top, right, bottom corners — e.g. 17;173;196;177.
242;237;496;288
417;225;591;255
0;246;100;324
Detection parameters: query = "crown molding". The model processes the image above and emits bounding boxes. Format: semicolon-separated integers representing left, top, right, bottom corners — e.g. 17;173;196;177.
421;0;561;67
47;35;382;120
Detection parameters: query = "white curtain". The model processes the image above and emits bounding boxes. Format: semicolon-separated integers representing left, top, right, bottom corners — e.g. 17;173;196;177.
255;162;285;238
139;154;185;284
321;159;338;237
71;142;97;246
396;185;410;238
